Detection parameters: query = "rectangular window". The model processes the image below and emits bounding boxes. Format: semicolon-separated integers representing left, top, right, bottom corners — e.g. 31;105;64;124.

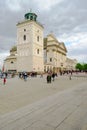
50;58;52;62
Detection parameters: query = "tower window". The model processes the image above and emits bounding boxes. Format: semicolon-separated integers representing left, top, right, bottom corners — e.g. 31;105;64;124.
23;35;26;41
30;16;33;20
50;58;52;62
37;49;39;54
27;16;29;19
37;36;39;42
24;29;26;31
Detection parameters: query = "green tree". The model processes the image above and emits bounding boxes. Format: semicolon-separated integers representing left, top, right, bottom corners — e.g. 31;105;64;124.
75;63;83;71
83;63;87;71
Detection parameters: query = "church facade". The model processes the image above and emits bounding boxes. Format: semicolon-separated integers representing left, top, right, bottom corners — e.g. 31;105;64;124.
44;34;67;72
4;11;77;73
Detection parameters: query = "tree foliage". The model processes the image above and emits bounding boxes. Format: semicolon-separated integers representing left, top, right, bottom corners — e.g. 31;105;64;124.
75;63;87;71
83;63;87;71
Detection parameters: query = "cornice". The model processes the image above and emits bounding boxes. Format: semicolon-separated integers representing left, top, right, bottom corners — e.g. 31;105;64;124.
47;44;67;52
17;20;44;29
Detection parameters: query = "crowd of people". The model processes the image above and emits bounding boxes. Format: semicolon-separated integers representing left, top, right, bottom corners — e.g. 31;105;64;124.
0;70;87;85
18;71;58;83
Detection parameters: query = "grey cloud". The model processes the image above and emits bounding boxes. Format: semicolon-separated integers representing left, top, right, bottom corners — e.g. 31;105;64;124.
68;47;87;56
39;0;87;36
0;0;87;64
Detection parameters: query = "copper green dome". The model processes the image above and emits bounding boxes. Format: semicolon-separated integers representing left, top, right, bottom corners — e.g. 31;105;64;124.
24;12;37;21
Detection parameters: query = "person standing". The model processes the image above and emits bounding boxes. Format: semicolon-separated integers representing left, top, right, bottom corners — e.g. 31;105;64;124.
3;74;6;85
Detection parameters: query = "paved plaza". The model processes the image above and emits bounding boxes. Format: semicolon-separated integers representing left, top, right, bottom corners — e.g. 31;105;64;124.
0;74;87;130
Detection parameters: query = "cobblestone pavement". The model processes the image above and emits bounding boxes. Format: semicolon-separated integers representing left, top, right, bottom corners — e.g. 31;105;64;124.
0;75;87;130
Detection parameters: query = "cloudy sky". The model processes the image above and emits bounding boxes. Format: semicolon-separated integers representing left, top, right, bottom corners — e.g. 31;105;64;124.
0;0;87;69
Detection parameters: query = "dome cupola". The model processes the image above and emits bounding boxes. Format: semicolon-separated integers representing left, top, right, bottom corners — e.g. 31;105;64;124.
24;11;37;21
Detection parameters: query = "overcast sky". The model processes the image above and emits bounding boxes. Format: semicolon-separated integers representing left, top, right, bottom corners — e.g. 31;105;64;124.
0;0;87;69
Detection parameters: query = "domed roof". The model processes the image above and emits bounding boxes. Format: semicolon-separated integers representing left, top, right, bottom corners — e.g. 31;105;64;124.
24;11;37;21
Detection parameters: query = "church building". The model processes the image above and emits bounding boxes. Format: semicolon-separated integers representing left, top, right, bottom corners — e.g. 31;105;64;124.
44;34;67;73
4;11;77;73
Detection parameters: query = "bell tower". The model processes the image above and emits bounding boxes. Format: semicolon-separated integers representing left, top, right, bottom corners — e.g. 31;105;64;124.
17;11;44;72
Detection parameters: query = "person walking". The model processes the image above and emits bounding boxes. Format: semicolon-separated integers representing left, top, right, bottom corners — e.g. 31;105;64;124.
3;74;6;85
52;73;55;81
47;73;51;83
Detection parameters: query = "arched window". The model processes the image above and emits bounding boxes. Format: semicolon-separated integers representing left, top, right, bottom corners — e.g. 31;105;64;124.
30;16;33;20
50;58;52;62
24;29;26;31
37;49;39;54
23;35;26;41
37;36;39;42
27;16;29;19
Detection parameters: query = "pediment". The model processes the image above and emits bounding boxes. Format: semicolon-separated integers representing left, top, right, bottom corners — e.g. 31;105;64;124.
47;34;60;46
46;33;67;52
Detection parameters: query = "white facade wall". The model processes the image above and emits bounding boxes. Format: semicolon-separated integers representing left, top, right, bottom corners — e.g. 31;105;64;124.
4;57;17;72
17;22;33;72
17;21;44;72
32;23;44;72
66;58;77;70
